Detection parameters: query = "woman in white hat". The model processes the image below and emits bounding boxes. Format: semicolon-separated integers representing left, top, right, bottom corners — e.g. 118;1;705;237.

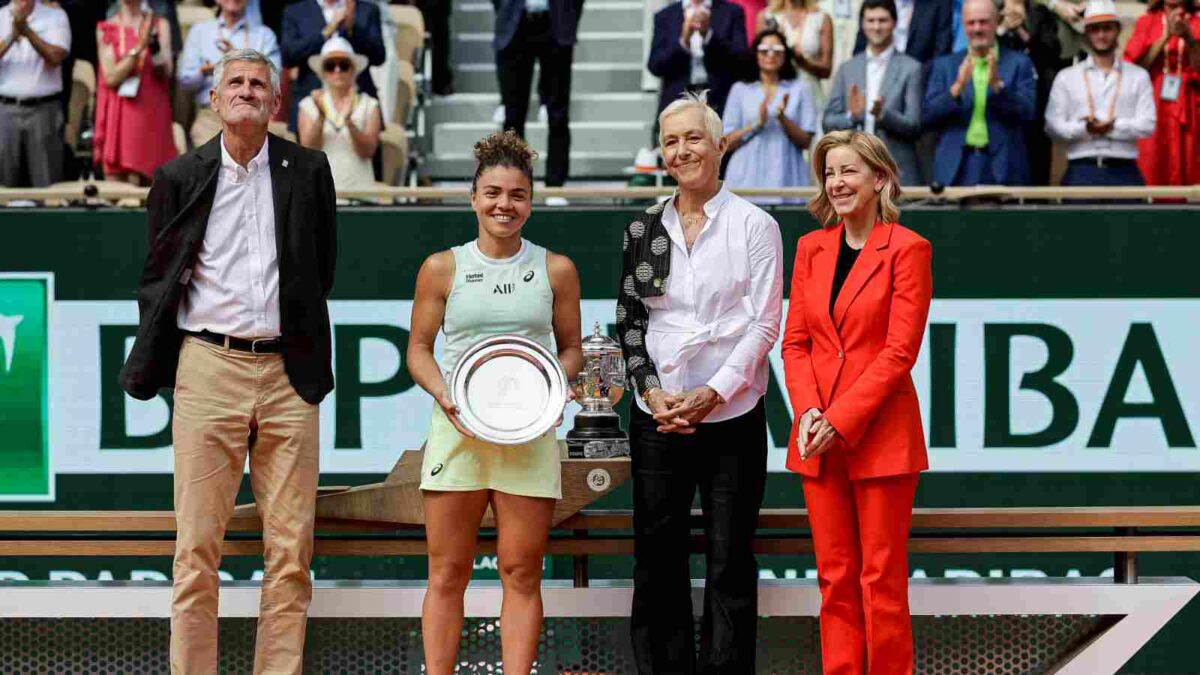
297;35;382;189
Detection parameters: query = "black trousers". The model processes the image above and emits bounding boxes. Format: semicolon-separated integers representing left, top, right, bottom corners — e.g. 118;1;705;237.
630;400;768;675
495;12;573;187
418;0;453;93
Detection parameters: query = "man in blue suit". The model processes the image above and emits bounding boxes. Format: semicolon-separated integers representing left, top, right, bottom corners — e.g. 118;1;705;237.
923;0;1036;185
493;0;585;188
281;0;385;130
647;0;747;124
853;0;954;65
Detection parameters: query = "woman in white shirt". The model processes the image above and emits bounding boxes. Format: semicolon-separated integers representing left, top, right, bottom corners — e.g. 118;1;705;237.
616;90;784;674
297;36;381;190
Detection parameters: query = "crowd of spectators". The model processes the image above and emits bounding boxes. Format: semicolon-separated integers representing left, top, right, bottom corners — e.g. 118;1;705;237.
647;0;1200;190
0;0;1197;192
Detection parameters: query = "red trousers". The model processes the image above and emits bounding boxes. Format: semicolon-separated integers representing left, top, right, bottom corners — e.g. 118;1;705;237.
802;447;919;675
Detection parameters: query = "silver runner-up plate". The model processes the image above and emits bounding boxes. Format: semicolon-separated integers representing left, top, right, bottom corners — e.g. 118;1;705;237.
449;334;568;445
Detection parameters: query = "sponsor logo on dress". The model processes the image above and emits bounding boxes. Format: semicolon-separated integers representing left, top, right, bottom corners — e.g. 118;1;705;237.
493;283;514;295
465;272;484;284
431;463;444;476
523;270;535;282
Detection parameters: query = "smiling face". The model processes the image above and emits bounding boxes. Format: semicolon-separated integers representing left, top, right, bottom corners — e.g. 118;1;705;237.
211;60;279;130
822;145;885;220
660;106;724;192
756;34;788;75
471;165;533;240
962;0;998;54
862;7;896;50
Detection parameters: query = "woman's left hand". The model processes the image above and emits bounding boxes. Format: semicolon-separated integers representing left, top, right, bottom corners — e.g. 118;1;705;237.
802;415;841;460
652;385;723;433
773;92;790;120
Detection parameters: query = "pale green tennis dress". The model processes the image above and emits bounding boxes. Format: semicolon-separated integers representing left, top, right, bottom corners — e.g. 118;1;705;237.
420;239;563;499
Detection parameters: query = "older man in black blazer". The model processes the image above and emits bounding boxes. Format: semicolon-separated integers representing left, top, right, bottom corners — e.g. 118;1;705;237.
648;0;747;125
120;48;336;674
493;0;584;188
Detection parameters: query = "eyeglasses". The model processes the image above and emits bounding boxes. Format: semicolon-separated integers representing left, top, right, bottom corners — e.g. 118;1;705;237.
323;59;353;73
757;45;787;55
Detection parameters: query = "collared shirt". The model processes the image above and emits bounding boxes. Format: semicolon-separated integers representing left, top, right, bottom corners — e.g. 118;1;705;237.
965;46;995;148
1044;56;1156;161
525;0;550;13
321;0;345;26
894;0;914;53
681;0;713;86
635;185;785;422
177;16;281;107
0;1;71;99
864;44;895;135
177;135;280;339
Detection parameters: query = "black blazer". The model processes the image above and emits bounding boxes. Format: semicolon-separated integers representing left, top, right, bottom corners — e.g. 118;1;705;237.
119;134;338;405
281;0;386;129
647;0;747;116
853;0;952;65
492;0;585;51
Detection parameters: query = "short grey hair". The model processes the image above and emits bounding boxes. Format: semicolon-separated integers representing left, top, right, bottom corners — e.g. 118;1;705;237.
657;90;724;147
212;48;281;96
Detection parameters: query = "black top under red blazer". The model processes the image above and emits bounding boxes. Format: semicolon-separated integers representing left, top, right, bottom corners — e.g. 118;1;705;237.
118;133;338;405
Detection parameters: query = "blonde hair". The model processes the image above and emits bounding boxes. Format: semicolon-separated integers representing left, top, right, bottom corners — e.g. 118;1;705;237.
766;0;817;12
807;130;902;226
657;90;724;148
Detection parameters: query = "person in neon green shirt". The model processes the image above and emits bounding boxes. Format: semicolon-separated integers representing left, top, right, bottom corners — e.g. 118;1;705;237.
922;0;1038;185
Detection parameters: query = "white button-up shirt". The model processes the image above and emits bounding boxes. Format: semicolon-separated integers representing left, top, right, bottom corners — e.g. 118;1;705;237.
1044;56;1156;161
177;135;281;339
894;0;914;54
321;0;345;26
636;185;784;422
0;1;71;99
864;44;894;135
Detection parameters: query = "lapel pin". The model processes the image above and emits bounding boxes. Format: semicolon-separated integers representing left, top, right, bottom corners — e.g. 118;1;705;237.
281;159;289;168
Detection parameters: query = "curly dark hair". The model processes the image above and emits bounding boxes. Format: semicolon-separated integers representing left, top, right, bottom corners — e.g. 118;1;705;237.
470;130;538;193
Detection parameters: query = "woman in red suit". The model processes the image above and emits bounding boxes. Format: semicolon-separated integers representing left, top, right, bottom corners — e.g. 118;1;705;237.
782;129;932;675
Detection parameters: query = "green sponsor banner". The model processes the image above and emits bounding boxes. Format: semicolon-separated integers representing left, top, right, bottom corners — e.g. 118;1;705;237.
0;274;52;501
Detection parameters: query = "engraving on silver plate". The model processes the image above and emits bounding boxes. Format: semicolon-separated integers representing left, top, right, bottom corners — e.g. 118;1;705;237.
450;334;568;445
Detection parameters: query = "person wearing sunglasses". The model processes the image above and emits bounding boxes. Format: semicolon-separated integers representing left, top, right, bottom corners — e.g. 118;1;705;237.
721;28;818;203
297;36;382;190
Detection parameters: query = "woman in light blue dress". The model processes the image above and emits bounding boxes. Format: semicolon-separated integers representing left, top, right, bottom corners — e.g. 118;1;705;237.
722;28;818;203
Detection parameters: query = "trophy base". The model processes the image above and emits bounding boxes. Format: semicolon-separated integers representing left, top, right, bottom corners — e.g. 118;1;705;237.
566;413;630;458
566;436;630;459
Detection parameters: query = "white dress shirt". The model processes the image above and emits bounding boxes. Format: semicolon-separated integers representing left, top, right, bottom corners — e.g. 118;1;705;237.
894;0;914;54
681;0;713;86
177;135;281;339
0;2;71;99
636;185;785;422
864;44;895;135
1044;56;1156;160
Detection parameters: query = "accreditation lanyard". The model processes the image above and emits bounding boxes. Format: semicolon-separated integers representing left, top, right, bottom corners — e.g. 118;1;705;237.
319;90;357;131
1082;62;1122;120
1161;29;1186;102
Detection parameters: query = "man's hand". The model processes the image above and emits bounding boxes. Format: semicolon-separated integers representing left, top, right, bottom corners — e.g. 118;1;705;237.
341;0;357;32
216;37;233;53
11;2;30;36
869;96;884;118
1052;0;1083;24
200;60;215;76
1002;2;1026;31
950;54;974;98
848;83;866;119
690;7;710;35
652;385;722;433
1085;116;1114;136
986;50;1002;92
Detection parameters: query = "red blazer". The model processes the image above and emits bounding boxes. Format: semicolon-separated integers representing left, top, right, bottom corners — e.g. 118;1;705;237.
782;222;932;480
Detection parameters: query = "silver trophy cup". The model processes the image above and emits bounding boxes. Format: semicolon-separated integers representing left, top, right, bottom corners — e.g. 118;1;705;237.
567;323;630;458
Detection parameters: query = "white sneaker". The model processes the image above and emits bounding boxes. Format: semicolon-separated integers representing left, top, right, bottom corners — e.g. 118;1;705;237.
492;104;505;126
544;196;570;206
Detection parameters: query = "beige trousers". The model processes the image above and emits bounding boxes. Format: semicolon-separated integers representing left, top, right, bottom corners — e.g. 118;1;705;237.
190;107;222;149
171;336;319;675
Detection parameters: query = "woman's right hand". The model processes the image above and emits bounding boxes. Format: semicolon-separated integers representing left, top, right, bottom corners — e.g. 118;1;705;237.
758;94;770;128
137;13;155;51
797;407;822;459
436;388;475;438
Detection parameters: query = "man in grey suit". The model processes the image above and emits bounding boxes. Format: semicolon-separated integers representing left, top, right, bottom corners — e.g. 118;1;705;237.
823;0;924;185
